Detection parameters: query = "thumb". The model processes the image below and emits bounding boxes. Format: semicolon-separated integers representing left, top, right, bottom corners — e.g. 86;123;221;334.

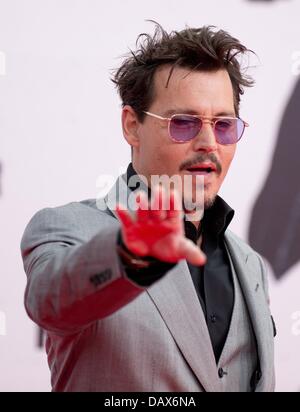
179;238;206;266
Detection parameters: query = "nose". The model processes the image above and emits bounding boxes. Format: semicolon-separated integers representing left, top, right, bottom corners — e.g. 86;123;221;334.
191;121;217;153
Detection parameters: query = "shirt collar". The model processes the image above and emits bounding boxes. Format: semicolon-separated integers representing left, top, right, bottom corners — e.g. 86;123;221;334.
126;162;148;193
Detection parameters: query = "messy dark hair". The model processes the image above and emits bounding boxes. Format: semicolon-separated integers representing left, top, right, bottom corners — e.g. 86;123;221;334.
112;21;254;119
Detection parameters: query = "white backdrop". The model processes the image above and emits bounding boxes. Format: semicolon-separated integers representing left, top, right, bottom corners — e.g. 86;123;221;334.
0;0;299;391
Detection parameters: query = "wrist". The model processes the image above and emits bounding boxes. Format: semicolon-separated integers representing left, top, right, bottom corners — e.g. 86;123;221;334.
117;232;155;270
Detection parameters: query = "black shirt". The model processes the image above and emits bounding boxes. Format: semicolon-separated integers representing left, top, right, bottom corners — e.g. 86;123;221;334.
184;198;234;362
120;163;235;363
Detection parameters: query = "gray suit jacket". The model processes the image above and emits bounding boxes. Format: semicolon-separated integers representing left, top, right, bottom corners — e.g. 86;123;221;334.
21;174;275;392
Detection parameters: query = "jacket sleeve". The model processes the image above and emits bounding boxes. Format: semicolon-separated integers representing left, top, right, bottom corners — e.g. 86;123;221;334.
21;204;147;335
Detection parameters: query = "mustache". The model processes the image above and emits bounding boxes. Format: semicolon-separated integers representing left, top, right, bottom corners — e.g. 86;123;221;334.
179;153;222;175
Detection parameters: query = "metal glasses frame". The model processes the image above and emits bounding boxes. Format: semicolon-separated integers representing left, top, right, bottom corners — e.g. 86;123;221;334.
143;111;249;144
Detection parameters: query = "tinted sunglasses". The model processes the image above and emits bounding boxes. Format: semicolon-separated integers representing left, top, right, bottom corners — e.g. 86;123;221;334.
144;111;249;145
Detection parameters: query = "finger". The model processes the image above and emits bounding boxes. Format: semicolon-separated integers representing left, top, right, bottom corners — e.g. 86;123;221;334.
150;184;161;211
115;205;134;228
136;191;150;222
179;238;206;266
144;185;165;221
151;184;174;211
166;189;183;219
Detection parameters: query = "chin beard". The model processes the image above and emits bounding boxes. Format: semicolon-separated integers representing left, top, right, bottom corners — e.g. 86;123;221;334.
183;194;217;222
182;180;218;216
204;194;217;210
184;192;217;210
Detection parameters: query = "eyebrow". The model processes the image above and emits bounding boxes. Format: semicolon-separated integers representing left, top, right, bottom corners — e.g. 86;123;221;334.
163;108;236;117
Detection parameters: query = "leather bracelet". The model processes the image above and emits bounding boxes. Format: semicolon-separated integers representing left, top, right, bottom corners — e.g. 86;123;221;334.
117;244;152;269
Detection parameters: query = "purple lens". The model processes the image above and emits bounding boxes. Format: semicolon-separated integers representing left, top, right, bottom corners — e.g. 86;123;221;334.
169;115;201;142
215;118;244;144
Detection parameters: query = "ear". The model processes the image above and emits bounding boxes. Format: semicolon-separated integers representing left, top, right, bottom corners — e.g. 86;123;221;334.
121;105;141;149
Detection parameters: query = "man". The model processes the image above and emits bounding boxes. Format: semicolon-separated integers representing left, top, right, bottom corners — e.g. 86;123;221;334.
21;23;275;392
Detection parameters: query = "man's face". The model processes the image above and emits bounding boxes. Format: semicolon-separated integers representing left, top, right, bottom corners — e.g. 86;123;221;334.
125;66;237;209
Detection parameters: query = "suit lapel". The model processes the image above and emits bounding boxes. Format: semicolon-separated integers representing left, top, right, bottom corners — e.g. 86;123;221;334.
147;261;221;392
225;232;274;392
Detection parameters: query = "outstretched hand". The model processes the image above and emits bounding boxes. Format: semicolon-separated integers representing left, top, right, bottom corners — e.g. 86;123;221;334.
116;185;206;266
